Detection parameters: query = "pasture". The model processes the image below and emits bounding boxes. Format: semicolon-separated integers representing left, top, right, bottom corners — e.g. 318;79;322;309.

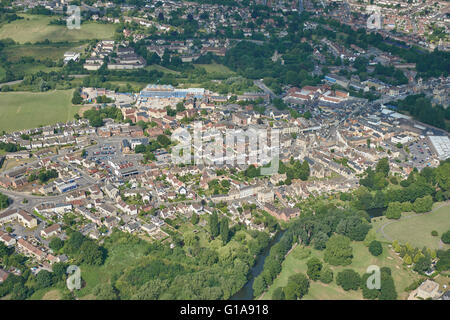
0;14;115;44
0;90;80;132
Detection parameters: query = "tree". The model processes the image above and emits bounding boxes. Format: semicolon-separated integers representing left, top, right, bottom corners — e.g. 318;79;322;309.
51;262;67;282
284;273;309;300
252;275;266;298
379;272;397;300
375;157;390;177
12;282;31;300
35;270;53;289
373;191;386;209
319;267;333;284
336;269;361;291
368;240;383;256
132;279;169;300
299;160;310;181
403;254;412;265
0;242;13;257
209;212;219;238
312;231;329;250
49;237;64;252
184;232;199;247
392;240;402;253
78;241;103;265
413;255;431;273
306;257;322;281
442;230;450;244
272;287;285;300
190;213;199;225
89;115;103;127
0;192;9;209
156;134;171;147
220;218;229;245
93;283;118;300
64;231;85;254
324;235;353;266
72;90;83;104
412;195;433;213
385;202;402;219
361;273;380;300
435;249;450;272
336;216;371;241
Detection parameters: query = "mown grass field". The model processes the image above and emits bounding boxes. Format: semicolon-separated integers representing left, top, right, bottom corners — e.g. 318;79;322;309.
0;14;115;44
375;202;450;250
0;90;80;132
262;241;420;300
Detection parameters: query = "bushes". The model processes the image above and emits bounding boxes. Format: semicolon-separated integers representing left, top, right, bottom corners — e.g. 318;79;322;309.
435;249;450;272
284;273;310;300
441;230;450;244
0;192;9;210
306;257;322;281
252;231;294;297
368;240;383;256
362;267;397;300
412;195;433;213
63;231;105;265
71;89;83;104
385;202;402;219
49;237;64;252
319;267;333;284
324;235;353;266
336;269;361;291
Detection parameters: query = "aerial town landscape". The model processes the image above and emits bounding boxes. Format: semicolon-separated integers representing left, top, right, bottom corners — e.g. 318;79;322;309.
0;0;448;305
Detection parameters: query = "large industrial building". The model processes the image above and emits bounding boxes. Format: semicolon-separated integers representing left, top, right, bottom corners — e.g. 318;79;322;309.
428;136;450;160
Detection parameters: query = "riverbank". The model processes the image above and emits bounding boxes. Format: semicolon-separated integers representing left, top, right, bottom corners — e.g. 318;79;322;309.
230;230;286;300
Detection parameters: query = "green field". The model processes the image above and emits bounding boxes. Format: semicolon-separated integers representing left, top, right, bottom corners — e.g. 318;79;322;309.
262;241;420;300
375;202;450;250
194;63;235;76
0;90;81;132
3;43;86;62
0;14;115;44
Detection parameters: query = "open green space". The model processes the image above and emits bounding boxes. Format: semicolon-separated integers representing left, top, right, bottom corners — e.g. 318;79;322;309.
375;202;450;250
0;14;115;44
262;241;420;300
73;233;150;298
145;64;180;75
194;63;236;76
3;43;86;62
0;89;80;132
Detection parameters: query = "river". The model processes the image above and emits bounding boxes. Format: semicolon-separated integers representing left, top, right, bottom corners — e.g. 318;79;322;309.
230;230;286;300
